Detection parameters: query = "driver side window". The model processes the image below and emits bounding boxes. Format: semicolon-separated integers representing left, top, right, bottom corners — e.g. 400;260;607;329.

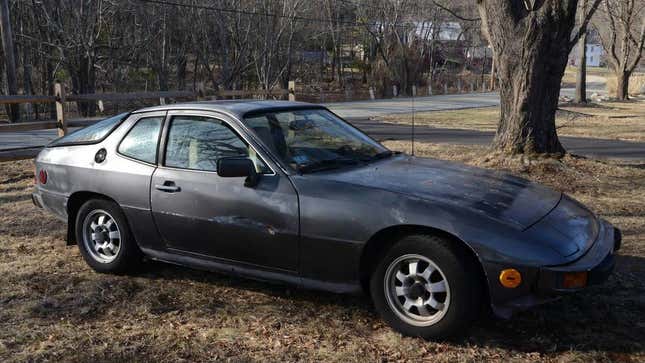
164;116;269;173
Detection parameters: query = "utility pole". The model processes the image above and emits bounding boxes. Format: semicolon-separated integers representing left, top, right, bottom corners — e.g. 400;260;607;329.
0;0;19;121
575;0;588;104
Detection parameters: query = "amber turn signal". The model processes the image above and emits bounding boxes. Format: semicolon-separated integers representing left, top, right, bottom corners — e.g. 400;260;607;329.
562;271;588;289
499;269;522;288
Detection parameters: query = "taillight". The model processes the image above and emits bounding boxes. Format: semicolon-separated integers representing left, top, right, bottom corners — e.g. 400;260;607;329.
38;169;47;184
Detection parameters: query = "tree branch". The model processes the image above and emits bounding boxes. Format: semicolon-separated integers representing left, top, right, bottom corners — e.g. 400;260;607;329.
569;0;603;48
627;22;645;72
431;0;480;22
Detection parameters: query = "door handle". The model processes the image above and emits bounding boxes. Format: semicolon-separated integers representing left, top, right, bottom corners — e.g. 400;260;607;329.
155;181;181;193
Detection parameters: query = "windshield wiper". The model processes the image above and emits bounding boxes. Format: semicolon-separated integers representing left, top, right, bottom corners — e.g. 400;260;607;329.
358;150;396;163
371;150;395;160
298;157;360;173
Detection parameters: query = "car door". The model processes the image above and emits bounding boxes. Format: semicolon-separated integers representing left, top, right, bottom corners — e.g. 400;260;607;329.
150;110;299;272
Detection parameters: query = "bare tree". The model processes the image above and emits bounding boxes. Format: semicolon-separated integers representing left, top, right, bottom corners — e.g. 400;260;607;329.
250;0;303;92
595;0;645;100
477;0;601;155
0;0;19;121
33;0;120;116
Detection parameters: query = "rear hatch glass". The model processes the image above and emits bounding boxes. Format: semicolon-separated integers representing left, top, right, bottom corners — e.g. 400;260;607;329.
49;113;128;146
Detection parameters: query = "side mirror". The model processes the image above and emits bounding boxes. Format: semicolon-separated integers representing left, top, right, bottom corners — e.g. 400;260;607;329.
217;157;259;187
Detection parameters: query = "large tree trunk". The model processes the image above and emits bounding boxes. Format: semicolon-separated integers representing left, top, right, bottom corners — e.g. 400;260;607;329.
615;70;630;100
478;0;580;155
495;59;565;154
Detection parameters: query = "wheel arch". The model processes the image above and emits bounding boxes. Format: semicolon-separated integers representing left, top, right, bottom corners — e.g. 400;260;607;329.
66;191;120;245
358;224;489;303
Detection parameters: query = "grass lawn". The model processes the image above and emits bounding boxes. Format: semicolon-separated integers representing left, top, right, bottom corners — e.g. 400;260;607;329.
1;145;645;361
561;66;610;86
378;98;645;142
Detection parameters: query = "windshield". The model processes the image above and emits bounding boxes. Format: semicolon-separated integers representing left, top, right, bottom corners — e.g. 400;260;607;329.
243;108;391;173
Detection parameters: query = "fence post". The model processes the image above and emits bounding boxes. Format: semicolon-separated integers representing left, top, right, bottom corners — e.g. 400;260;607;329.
393;85;398;97
428;84;432;96
54;83;67;136
412;85;417;97
457;79;462;93
444;83;448;94
471;82;475;93
159;97;166;105
369;87;375;100
288;80;296;101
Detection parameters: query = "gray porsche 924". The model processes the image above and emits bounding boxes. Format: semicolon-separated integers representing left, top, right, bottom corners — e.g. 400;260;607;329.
32;100;621;339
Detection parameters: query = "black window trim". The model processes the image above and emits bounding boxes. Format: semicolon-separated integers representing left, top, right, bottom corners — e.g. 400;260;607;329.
160;113;275;175
47;112;131;148
116;114;165;166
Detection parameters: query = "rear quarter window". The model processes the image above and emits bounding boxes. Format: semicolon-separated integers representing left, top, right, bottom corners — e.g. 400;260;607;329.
118;117;163;164
49;113;128;146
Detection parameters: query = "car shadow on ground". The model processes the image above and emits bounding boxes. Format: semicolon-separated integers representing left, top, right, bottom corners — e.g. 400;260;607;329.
13;245;643;356
126;253;645;354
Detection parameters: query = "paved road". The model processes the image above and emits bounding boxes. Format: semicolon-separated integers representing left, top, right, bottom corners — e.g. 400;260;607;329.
3;85;643;162
324;86;605;118
326;92;501;118
0;87;601;150
347;118;645;162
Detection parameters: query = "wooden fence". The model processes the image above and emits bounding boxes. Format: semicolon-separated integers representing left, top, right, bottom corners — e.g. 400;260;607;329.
0;82;295;161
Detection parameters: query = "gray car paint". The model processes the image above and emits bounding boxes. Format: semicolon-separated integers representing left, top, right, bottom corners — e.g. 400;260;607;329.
33;100;618;315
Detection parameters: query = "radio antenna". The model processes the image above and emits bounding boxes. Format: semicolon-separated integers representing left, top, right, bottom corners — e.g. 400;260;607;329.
411;86;416;156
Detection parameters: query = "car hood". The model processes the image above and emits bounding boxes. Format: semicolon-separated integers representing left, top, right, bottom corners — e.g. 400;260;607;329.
318;155;562;230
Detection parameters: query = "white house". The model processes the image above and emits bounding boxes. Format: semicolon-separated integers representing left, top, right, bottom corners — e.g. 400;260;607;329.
411;21;463;41
571;43;604;67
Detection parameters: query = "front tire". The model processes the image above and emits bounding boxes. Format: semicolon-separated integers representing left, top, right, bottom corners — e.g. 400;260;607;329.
370;234;483;339
75;199;142;273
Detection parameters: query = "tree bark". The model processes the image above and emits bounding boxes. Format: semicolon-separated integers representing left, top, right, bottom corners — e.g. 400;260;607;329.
616;71;630;100
574;0;588;104
76;55;97;117
0;0;19;122
478;0;583;155
575;33;587;103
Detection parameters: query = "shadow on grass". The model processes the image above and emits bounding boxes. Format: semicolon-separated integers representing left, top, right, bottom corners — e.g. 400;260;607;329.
133;254;645;354
16;252;645;355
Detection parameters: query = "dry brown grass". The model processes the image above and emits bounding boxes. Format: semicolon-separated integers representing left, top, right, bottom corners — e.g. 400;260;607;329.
561;66;610;87
379;100;645;142
2;149;645;362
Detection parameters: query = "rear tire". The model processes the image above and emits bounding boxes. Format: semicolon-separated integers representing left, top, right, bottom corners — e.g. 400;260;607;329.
370;234;483;339
75;199;142;273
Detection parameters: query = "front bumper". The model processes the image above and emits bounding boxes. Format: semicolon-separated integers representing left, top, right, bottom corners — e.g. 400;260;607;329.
537;219;619;293
491;219;621;318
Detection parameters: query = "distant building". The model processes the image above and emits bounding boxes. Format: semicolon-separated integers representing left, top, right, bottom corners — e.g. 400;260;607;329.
411;21;463;42
569;43;604;67
466;46;492;60
370;21;463;43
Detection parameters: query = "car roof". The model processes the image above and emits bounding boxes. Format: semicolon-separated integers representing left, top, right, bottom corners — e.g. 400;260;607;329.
132;100;325;119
